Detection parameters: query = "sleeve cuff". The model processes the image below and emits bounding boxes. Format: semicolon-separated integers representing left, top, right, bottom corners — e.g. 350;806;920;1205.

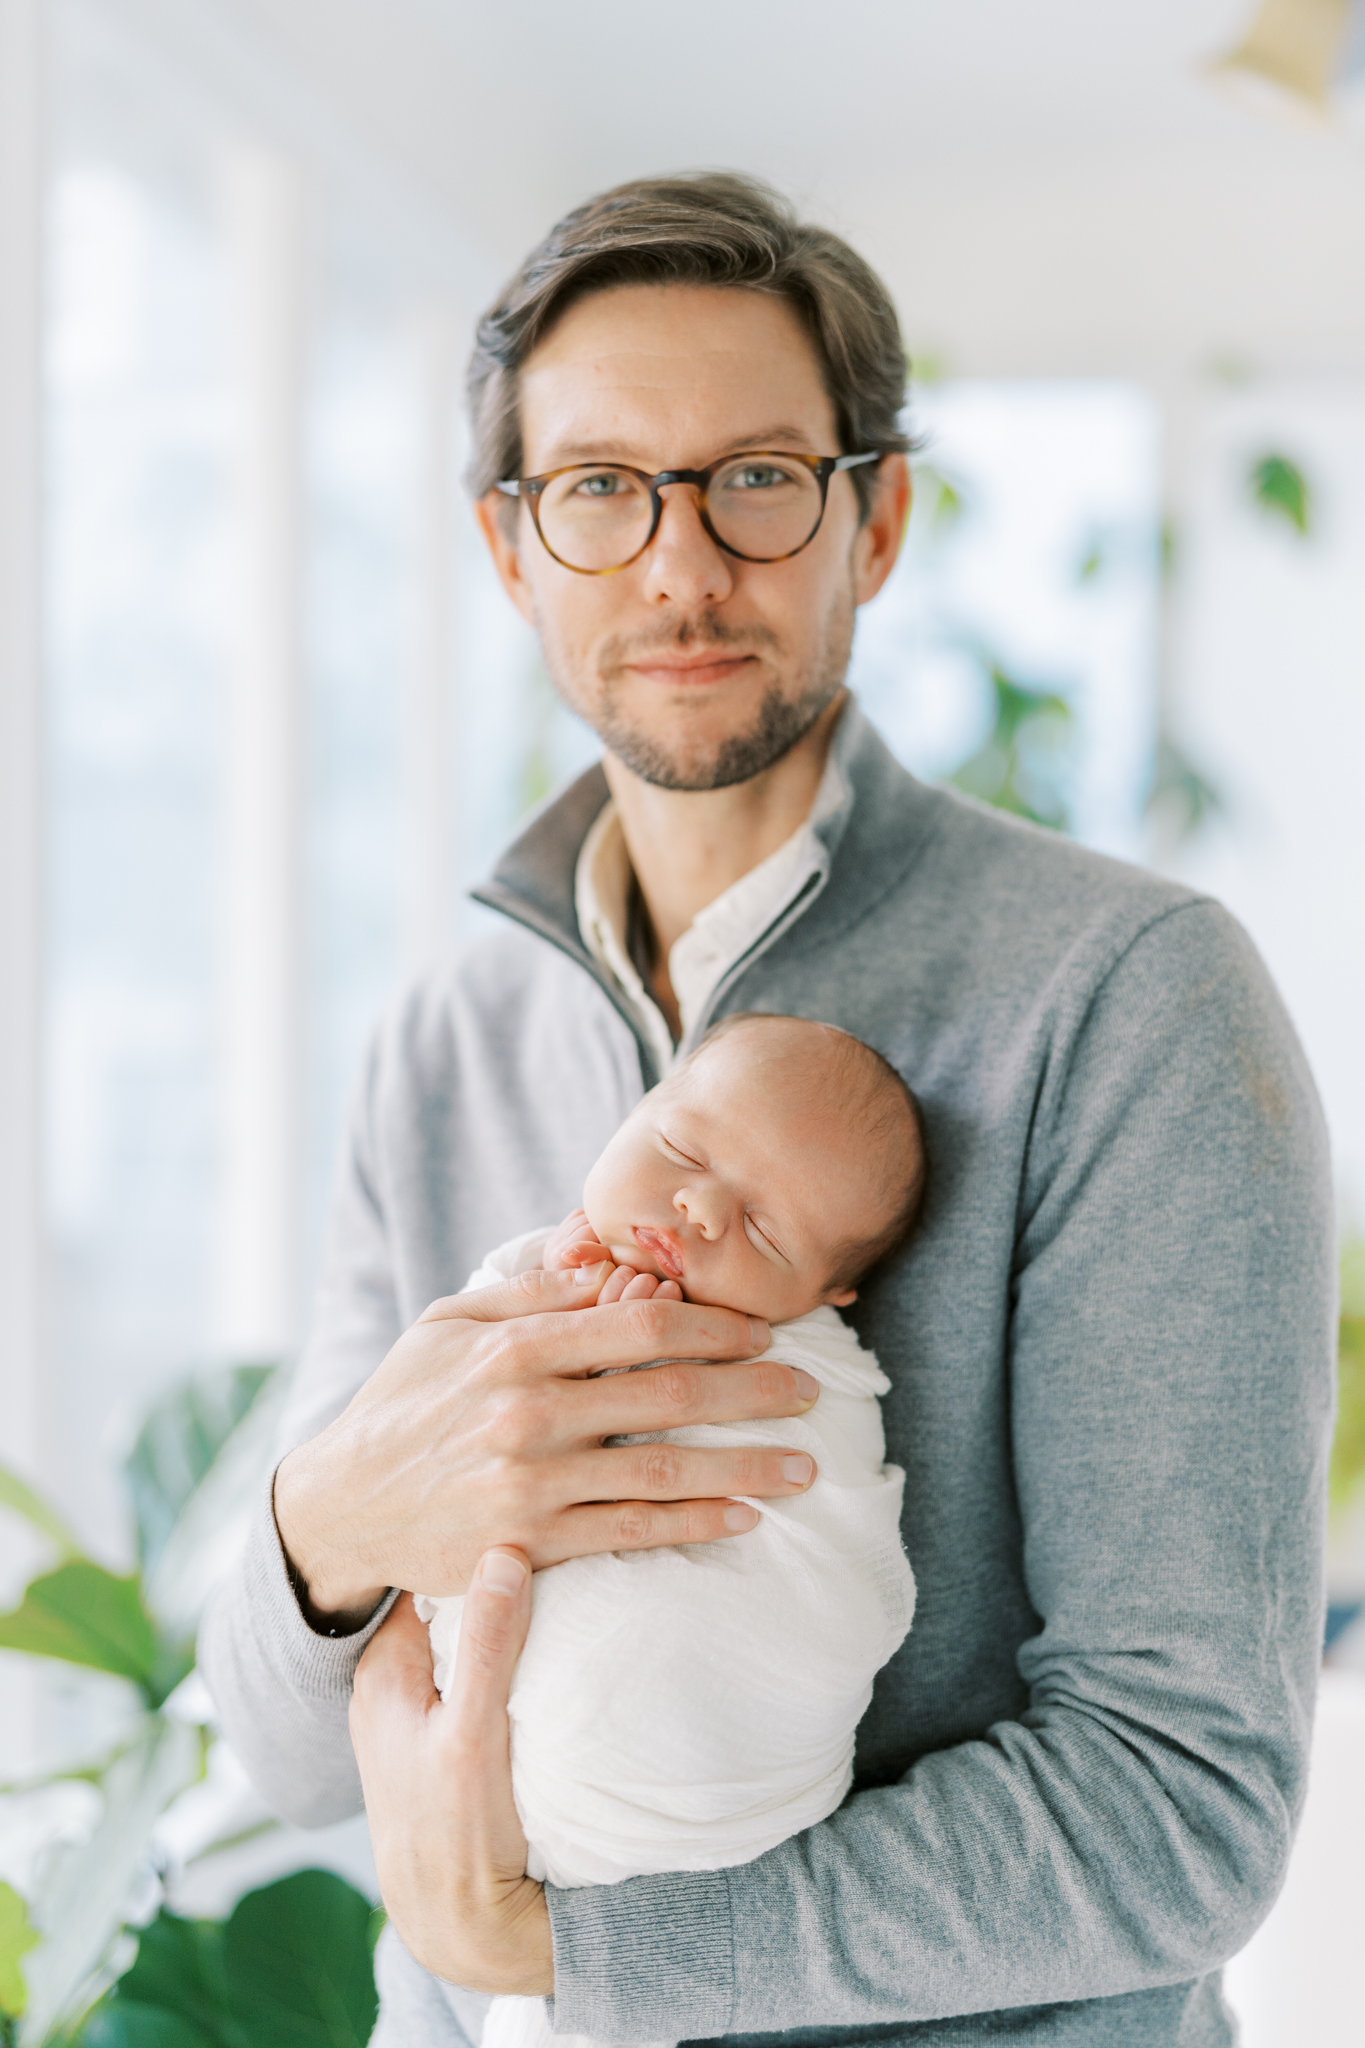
253;1473;399;1697
545;1870;735;2041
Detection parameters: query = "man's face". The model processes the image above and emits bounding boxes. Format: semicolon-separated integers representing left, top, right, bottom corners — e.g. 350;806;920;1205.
478;283;905;791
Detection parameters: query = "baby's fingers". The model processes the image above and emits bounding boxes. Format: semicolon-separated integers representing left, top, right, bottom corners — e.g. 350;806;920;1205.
617;1270;666;1301
608;1272;684;1302
599;1268;680;1304
559;1239;610;1269
597;1263;638;1305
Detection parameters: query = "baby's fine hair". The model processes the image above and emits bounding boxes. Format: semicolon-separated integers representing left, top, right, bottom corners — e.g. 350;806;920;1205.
684;1012;928;1291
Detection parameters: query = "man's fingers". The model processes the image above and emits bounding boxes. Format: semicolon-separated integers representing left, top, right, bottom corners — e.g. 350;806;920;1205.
419;1265;614;1326
573;1354;817;1437
557;1440;817;1504
446;1548;533;1738
553;1496;762;1557
418;1279;769;1373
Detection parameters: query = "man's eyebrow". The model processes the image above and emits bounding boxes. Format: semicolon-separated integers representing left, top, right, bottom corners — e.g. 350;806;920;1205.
536;426;822;470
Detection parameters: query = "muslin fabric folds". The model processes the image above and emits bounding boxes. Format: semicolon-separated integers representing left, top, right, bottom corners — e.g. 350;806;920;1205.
414;1229;915;2048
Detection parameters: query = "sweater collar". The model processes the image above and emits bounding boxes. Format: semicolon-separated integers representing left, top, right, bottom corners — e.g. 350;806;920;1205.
469;696;943;1067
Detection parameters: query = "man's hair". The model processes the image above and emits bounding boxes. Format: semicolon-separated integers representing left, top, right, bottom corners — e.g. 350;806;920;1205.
686;1012;929;1292
467;172;912;519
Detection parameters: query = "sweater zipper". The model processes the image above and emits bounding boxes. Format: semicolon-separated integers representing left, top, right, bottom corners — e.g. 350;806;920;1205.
467;885;668;1087
472;853;832;1081
680;863;830;1055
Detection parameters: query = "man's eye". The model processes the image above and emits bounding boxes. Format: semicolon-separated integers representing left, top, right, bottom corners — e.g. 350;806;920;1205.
731;464;787;490
574;471;623;497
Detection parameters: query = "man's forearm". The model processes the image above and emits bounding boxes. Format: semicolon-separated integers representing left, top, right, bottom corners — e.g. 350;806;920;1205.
547;1670;1300;2039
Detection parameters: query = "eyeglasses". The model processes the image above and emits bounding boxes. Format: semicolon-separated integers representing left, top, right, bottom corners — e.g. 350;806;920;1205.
496;449;882;576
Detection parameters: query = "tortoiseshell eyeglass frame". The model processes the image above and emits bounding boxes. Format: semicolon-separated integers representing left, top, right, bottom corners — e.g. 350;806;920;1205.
495;449;882;575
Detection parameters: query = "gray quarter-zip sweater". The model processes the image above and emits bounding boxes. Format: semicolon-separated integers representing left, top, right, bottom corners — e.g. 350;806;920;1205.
199;700;1335;2048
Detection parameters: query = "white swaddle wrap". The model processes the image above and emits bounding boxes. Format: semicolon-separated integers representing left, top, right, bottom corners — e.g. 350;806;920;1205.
414;1229;915;2048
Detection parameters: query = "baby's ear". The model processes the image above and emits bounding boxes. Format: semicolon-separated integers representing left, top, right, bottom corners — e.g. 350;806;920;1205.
825;1286;858;1308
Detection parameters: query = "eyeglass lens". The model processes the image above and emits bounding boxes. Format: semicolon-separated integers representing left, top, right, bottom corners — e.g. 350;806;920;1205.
536;456;824;571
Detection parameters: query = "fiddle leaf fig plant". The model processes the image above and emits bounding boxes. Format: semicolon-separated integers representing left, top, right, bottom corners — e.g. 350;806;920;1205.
71;1871;383;2048
0;1362;284;2042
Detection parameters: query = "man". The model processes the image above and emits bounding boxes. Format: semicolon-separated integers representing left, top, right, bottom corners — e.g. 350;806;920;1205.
200;174;1335;2047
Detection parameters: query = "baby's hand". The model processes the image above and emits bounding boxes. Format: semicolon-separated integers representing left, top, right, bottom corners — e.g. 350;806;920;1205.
542;1208;605;1271
541;1208;683;1304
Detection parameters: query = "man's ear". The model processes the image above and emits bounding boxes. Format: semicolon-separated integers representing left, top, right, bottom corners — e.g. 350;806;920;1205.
475;492;538;628
825;1285;858;1308
851;453;911;608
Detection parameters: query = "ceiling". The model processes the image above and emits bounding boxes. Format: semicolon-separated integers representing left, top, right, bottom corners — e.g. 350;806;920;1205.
76;0;1365;378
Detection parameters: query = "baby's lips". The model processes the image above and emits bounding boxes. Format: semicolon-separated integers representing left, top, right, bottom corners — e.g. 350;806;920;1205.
632;1226;685;1280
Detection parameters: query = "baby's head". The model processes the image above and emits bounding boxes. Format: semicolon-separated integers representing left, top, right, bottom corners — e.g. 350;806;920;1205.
582;1014;927;1323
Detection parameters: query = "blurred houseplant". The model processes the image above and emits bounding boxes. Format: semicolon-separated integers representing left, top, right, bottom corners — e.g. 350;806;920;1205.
1327;1237;1365;1644
0;1364;380;2044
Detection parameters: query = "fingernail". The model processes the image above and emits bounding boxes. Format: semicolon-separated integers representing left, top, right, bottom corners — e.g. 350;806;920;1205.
723;1502;759;1532
574;1261;612;1288
781;1454;814;1486
480;1552;527;1594
747;1317;770;1350
792;1369;818;1402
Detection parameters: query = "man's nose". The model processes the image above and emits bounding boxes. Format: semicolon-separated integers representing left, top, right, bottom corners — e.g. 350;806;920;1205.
639;484;735;608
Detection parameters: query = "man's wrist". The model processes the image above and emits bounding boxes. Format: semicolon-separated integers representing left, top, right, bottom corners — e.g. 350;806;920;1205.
272;1448;388;1635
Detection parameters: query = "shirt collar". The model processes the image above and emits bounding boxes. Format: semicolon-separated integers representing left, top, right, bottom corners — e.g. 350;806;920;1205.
574;747;845;1073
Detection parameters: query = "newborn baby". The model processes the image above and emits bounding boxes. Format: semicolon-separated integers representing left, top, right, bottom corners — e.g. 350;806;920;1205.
415;1013;925;2048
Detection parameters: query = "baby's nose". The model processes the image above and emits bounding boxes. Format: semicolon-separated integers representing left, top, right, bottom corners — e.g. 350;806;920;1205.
673;1184;723;1238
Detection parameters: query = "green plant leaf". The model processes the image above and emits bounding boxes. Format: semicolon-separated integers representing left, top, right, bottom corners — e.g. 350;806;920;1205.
124;1366;277;1580
93;1910;242;2048
912;461;965;535
0;1885;39;2019
0;1469;83;1562
141;1373;285;1646
223;1870;378;2046
0;1564;158;1692
20;1716;202;2046
1144;730;1223;847
77;2000;217;2048
947;664;1074;832
1330;1313;1365;1517
1249;452;1311;536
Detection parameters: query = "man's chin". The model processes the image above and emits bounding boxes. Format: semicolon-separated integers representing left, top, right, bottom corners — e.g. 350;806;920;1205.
596;679;843;793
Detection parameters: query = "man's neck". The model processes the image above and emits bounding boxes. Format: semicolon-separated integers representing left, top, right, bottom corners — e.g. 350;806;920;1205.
602;693;844;1035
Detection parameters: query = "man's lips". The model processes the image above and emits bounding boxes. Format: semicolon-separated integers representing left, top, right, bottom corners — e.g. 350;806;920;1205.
624;651;758;686
632;1226;685;1279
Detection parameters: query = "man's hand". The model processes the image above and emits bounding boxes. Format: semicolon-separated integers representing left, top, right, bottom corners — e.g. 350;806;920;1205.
274;1267;818;1627
350;1560;550;1993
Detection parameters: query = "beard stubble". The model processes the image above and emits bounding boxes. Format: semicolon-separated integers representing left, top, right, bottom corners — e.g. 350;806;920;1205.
539;584;858;793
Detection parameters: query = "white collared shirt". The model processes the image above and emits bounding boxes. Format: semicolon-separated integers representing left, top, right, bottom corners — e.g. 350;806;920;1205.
574;756;841;1075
